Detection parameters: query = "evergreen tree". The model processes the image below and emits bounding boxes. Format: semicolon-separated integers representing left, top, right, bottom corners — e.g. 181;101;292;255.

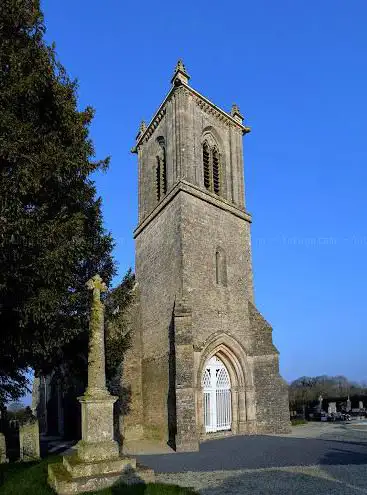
0;0;115;403
105;269;135;382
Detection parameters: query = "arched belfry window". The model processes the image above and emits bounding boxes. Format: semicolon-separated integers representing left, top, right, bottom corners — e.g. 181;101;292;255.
202;139;221;196
156;137;167;202
215;247;227;286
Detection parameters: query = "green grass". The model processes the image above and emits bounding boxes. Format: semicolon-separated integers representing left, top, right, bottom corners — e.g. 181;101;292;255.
0;456;197;495
0;455;56;495
291;418;308;426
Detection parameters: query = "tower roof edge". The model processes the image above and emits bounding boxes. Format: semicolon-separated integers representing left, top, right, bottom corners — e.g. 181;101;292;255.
134;82;250;148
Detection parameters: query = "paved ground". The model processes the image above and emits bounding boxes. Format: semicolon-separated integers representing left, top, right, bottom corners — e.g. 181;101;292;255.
136;424;367;494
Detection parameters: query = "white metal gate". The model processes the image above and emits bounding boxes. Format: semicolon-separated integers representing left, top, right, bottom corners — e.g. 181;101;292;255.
202;355;231;433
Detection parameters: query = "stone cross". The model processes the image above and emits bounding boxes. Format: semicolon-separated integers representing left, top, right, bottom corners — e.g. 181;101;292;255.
86;273;107;303
85;274;108;397
48;271;154;491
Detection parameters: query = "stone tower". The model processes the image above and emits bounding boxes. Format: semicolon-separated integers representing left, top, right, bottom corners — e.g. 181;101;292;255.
122;61;290;452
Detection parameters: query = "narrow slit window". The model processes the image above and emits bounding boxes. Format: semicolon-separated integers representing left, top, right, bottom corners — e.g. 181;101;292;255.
215;248;227;286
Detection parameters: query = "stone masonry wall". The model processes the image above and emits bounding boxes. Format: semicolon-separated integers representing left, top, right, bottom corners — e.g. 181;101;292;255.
248;301;279;356
119;290;144;442
135;194;183;441
252;356;291;433
248;302;290;432
180;191;253;351
138;83;248;223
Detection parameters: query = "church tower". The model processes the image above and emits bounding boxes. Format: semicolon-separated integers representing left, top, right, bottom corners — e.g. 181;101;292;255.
122;61;290;452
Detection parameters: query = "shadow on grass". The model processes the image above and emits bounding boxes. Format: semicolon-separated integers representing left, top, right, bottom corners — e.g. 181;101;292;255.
106;483;197;494
0;455;58;495
0;456;197;495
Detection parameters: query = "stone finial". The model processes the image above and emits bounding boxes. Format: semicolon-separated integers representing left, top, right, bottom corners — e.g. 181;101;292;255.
135;120;147;142
136;120;147;141
171;59;190;86
231;103;241;115
139;120;147;133
231;103;244;123
175;59;186;73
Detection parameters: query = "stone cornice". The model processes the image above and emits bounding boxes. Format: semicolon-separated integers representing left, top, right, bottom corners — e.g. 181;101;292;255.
133;83;250;150
186;85;250;133
134;180;252;238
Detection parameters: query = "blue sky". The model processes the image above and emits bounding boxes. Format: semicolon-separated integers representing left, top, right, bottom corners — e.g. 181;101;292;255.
41;0;367;384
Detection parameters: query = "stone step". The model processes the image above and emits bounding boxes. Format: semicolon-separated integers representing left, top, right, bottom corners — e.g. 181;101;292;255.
63;452;137;478
48;459;155;494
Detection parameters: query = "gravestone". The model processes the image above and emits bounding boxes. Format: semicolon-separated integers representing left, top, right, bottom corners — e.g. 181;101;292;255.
48;274;154;494
328;402;337;415
318;395;323;413
0;432;8;463
359;401;364;410
19;419;40;461
346;397;352;412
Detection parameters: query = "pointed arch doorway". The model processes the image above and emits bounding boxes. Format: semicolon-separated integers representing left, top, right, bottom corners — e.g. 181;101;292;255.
202;355;232;433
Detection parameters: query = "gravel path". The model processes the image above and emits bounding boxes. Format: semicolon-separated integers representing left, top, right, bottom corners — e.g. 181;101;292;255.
156;464;367;494
136;424;367;494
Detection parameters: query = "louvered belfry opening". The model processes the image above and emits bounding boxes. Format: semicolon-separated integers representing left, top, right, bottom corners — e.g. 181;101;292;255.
203;141;211;190
156;156;161;201
161;147;167;195
212;147;220;194
202;141;221;195
156;137;167;202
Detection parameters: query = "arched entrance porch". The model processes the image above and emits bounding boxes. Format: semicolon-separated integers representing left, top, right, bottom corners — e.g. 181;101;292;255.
202;355;232;433
195;334;256;438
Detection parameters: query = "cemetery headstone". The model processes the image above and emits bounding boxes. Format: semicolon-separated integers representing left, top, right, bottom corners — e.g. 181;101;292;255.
318;395;323;413
19;418;40;461
0;432;8;463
